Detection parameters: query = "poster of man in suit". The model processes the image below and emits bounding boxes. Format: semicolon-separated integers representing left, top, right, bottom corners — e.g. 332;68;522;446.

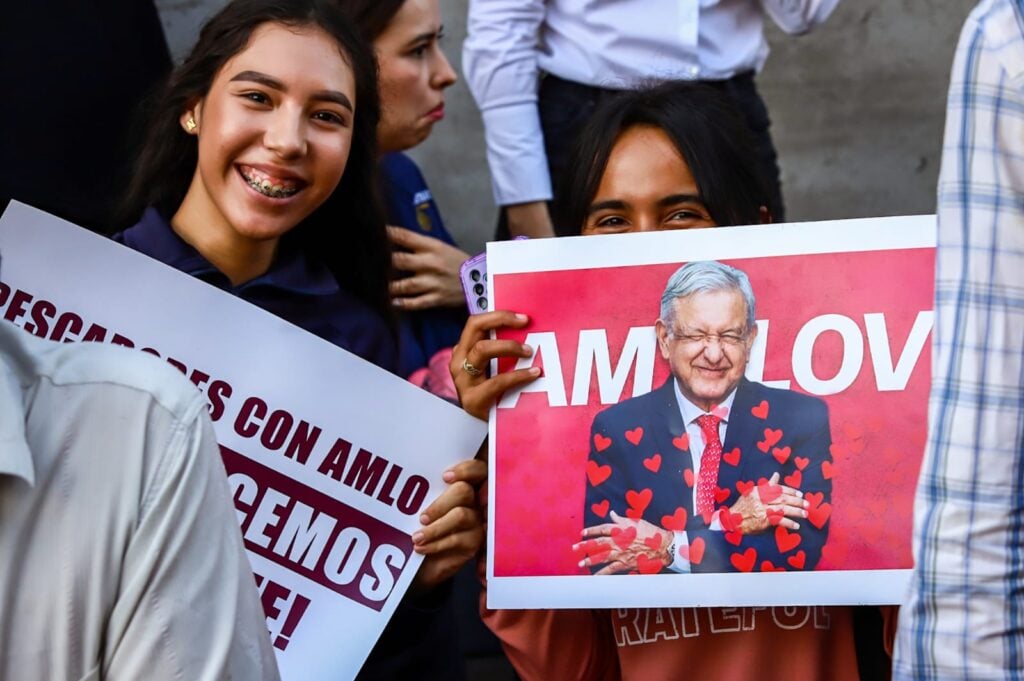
576;261;832;576
484;217;935;609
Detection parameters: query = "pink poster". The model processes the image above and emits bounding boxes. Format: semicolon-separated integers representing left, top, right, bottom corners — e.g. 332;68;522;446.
486;216;934;608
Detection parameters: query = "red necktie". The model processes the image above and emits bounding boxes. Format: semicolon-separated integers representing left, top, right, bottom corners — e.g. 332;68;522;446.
695;414;723;515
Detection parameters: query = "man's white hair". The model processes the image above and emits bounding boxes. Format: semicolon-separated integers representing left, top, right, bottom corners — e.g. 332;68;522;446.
660;260;756;331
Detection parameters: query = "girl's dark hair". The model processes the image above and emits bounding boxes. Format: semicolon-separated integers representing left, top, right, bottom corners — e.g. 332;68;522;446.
342;0;406;40
554;81;769;235
122;0;394;330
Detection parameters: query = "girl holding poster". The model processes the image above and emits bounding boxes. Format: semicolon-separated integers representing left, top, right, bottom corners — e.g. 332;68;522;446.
116;0;483;677
450;82;894;680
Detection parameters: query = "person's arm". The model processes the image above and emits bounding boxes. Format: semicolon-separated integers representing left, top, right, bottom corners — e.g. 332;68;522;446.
463;0;555;236
758;0;840;35
688;401;832;573
388;226;470;311
104;401;279;680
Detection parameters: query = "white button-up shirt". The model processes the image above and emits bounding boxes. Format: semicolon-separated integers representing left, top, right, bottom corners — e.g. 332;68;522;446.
0;321;279;680
463;0;840;206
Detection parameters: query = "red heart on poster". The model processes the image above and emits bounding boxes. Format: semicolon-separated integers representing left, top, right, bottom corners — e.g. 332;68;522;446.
751;400;770;419
730;547;757;572
784;470;802;488
758;482;783;503
843;422;864;440
805;492;824;508
723;447;741;466
772;446;791;465
767;509;784;526
719;511;743;533
611;525;637;549
757;428;783;452
643;535;662;551
736;480;755;496
637;554;663;575
725;531;743;546
680;537;705;565
591;500;610;518
714;487;731;503
626;488;653;515
625;427;644;446
683;469;695;487
661;507;688;531
794;456;809;471
594;433;612;452
672;433;690;450
643;453;662;473
808;502;832;529
787;550;807;569
775;526;802;553
586;460;612;486
761;560;785;572
822;460;835;479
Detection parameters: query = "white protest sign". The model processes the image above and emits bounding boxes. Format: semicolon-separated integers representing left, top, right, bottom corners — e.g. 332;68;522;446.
485;216;935;608
0;202;486;679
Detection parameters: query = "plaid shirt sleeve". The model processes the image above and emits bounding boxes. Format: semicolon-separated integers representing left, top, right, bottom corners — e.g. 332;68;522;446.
893;1;1024;679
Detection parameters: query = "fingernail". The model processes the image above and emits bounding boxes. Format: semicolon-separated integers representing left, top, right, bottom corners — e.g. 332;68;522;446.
522;344;533;354
442;470;455;482
529;367;541;376
795;491;803;497
419;513;430;524
515;313;528;321
412;531;424;543
793;522;801;529
578;560;585;568
802;510;808;518
803;500;809;508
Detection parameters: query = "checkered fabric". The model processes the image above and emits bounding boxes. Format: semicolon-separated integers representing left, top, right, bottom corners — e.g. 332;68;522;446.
893;1;1024;679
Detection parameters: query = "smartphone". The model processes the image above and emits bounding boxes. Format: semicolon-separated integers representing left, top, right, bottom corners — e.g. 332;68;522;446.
459;252;489;314
459;237;528;314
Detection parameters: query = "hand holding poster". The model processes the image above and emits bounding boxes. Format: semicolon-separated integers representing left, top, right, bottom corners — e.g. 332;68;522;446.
485;216;934;608
0;203;487;679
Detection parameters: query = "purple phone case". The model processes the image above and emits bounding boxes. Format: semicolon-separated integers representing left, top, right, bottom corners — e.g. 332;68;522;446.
460;252;489;314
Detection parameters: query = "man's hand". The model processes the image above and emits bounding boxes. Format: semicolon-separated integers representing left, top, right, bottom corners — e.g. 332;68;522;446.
727;472;808;535
573;511;672;575
505;201;555;238
411;459;486;591
388;226;470;310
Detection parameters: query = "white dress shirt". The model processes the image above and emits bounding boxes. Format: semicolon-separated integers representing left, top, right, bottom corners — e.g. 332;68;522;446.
0;321;279;680
463;0;841;206
667;380;738;572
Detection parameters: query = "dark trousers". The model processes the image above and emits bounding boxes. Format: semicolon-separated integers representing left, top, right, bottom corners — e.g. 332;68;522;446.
497;72;785;239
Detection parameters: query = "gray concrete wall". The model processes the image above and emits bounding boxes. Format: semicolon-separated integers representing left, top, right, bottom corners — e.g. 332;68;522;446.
156;0;975;254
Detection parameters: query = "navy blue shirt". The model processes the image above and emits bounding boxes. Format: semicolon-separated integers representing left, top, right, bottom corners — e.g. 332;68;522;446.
380;153;467;378
115;208;398;374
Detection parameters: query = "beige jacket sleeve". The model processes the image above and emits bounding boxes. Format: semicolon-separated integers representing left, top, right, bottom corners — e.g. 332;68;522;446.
103;403;280;680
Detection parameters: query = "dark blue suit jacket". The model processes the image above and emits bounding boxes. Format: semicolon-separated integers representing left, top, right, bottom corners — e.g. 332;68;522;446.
583;377;832;573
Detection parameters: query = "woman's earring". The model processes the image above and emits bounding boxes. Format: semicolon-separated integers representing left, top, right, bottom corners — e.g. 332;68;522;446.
185;117;198;132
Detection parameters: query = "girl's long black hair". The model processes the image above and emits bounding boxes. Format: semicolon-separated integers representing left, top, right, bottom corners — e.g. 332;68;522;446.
554;81;770;235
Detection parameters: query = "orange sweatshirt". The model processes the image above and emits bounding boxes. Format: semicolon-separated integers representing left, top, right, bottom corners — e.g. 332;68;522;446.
482;599;897;681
